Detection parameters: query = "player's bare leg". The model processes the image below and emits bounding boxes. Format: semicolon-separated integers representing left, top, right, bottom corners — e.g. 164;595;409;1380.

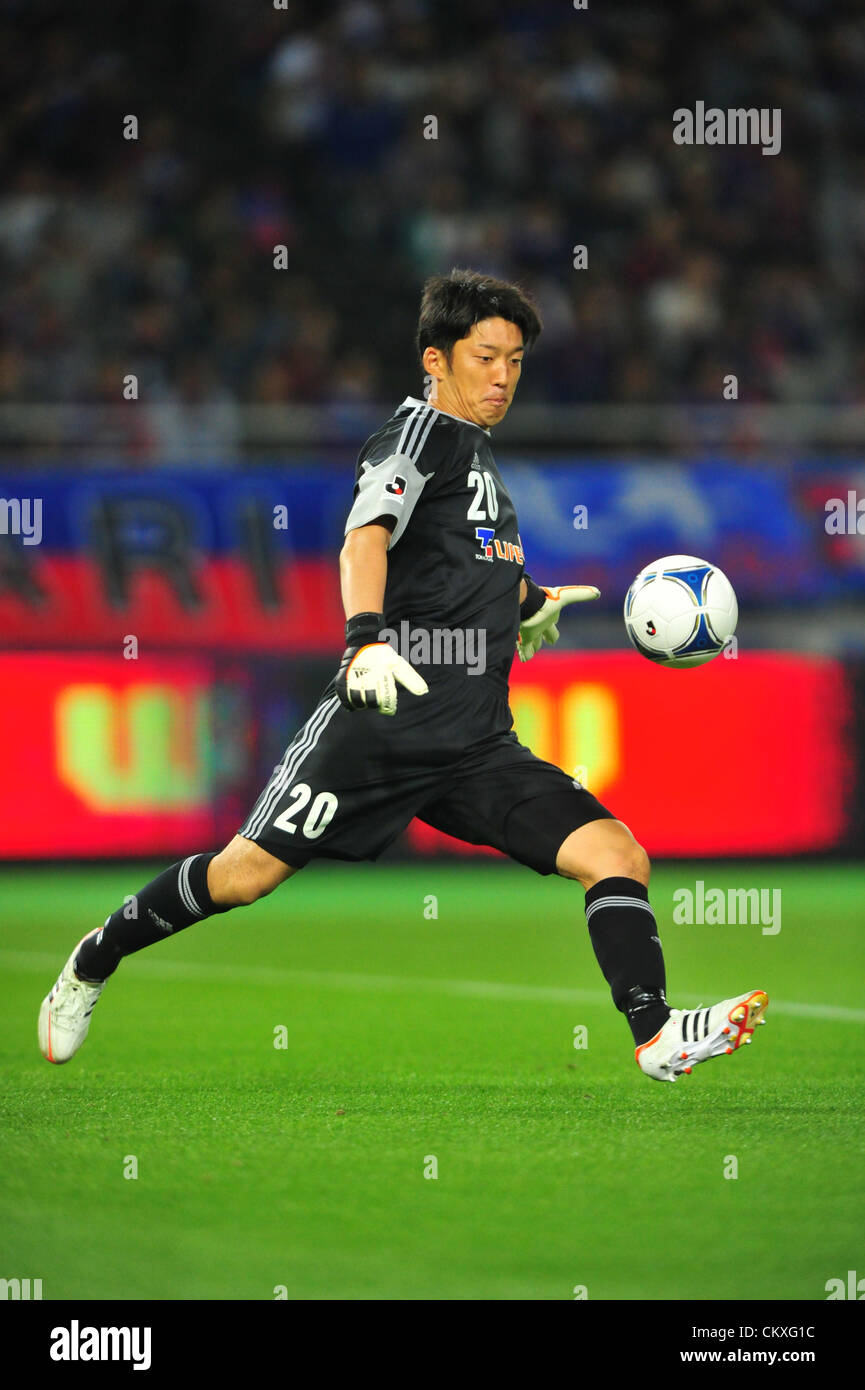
207;835;300;905
38;837;298;1064
555;818;650;888
555;818;768;1082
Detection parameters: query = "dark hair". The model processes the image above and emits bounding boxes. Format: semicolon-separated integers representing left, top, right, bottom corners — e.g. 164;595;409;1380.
415;268;543;367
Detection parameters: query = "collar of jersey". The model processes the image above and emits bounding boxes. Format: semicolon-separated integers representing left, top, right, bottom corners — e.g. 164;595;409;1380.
401;396;491;436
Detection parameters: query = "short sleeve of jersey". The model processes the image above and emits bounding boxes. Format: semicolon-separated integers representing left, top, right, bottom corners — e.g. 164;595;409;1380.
344;402;464;548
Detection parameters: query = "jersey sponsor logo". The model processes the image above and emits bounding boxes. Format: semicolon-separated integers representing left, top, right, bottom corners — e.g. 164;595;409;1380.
474;527;524;564
475;526;495;560
384;474;407;499
494;537;524;562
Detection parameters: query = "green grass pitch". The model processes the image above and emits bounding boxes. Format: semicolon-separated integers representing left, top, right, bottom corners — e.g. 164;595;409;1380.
1;860;863;1301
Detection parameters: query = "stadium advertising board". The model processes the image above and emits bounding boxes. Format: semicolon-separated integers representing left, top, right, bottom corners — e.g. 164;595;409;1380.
1;463;862;654
0;653;247;856
409;652;853;858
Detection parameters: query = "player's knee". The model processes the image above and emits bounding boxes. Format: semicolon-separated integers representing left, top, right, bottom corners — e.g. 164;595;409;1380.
225;875;266;907
621;841;651;886
583;837;651;889
208;839;295;907
558;820;651;888
218;865;290;907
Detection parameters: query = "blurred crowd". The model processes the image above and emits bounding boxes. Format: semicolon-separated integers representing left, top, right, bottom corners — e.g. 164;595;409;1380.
3;0;865;450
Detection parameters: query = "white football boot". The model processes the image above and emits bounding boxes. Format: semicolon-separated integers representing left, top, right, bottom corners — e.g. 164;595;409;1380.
635;989;769;1082
38;927;106;1064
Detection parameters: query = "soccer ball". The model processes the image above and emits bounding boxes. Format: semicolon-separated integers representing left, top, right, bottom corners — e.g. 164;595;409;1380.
624;554;738;668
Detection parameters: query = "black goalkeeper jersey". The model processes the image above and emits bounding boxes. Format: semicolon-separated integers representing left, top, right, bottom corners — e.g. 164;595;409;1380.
241;395;616;869
344;396;526;688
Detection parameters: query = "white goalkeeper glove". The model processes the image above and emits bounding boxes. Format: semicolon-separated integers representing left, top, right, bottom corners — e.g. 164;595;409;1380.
517;578;600;662
336;612;429;716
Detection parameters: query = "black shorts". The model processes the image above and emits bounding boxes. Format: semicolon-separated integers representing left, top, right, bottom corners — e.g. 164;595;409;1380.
238;675;615;876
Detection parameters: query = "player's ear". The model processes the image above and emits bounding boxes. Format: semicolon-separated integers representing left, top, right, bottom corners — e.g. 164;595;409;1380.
421;345;446;380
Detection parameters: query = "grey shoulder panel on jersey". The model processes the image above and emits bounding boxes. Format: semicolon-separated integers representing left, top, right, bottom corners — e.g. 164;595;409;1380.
345;403;447;548
344;452;429;547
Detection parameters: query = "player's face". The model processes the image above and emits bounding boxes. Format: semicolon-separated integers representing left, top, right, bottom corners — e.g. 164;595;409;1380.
428;318;525;429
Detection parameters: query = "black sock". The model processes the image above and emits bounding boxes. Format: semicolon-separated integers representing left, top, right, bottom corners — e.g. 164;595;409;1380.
75;853;230;982
585;876;671;1046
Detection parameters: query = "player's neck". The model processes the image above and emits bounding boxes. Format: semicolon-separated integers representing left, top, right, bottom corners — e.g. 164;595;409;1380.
422;395;491;435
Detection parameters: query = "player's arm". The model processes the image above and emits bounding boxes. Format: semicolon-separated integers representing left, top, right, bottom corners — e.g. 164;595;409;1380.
340;519;391;618
335;518;428;715
517;573;601;662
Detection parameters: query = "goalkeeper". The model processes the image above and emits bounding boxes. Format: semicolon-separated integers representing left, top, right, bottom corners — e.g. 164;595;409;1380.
39;269;768;1082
